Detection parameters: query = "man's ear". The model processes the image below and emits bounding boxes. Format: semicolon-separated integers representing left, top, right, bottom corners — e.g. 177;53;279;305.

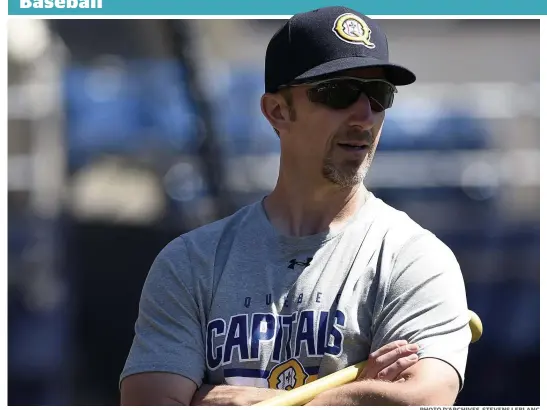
261;92;292;134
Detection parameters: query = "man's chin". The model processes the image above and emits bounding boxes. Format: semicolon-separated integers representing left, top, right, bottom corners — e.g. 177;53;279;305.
322;167;366;188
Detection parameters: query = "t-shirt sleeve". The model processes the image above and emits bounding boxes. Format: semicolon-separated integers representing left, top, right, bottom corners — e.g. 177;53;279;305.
119;237;206;388
370;232;471;389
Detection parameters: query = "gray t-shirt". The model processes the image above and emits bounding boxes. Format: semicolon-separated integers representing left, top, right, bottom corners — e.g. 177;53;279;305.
120;193;471;391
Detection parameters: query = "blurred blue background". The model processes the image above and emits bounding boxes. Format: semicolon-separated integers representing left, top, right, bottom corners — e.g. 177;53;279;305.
7;18;540;405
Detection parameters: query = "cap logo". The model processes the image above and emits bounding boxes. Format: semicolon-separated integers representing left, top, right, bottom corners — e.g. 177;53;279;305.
332;13;375;49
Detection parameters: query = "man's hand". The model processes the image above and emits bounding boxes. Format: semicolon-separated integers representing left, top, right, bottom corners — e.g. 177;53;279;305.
191;384;286;406
359;339;419;381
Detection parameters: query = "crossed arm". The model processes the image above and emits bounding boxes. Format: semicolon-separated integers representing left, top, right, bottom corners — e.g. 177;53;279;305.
304;357;459;406
120;340;460;406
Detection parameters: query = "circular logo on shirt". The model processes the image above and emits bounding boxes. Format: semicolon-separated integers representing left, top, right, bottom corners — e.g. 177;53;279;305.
268;358;309;390
333;13;376;49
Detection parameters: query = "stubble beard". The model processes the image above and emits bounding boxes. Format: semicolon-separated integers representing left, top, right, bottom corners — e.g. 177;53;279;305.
321;141;378;188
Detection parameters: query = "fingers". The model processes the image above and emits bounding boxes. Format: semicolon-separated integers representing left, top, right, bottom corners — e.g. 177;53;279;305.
359;340;420;381
367;340;408;362
376;353;419;381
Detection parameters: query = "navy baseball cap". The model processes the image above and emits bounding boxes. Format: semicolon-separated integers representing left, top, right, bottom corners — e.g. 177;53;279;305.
265;6;416;93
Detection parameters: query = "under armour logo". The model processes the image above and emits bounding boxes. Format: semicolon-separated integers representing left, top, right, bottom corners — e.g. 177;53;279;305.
288;257;313;270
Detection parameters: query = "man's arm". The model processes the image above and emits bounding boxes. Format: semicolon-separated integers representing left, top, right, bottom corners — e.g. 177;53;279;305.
121;373;286;406
190;384;286;406
119;238;206;405
190;340;420;406
306;232;471;406
121;373;198;406
306;358;459;406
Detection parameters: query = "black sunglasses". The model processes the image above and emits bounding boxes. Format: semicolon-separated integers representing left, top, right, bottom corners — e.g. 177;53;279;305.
292;77;397;112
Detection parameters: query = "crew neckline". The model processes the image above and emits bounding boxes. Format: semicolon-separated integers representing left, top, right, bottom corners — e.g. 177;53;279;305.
255;190;377;250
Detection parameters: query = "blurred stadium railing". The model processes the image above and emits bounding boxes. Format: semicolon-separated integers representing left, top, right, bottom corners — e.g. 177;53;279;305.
8;18;539;405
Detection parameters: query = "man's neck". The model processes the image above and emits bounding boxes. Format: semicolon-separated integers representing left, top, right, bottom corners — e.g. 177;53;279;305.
263;177;368;237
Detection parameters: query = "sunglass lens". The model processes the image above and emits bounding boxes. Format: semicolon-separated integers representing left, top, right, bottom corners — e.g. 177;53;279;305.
307;80;395;112
360;82;395;111
307;82;361;109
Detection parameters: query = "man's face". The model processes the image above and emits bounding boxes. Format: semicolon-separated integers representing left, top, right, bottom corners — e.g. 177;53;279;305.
278;68;388;188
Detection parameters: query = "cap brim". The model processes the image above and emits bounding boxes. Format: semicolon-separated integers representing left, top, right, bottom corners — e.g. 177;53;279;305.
293;57;416;86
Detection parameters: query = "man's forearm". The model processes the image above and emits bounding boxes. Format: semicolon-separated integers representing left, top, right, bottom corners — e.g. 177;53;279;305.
190;384;218;405
191;384;285;406
305;379;420;406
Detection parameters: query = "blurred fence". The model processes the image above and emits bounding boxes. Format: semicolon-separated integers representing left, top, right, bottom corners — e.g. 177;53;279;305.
7;18;540;405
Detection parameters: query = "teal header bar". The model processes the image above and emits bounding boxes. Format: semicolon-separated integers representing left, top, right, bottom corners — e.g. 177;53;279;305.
8;0;547;15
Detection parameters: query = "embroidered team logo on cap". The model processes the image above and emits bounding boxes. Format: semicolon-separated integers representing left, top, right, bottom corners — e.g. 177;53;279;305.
333;13;375;49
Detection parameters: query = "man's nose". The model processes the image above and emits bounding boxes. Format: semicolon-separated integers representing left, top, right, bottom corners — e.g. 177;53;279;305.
347;93;376;131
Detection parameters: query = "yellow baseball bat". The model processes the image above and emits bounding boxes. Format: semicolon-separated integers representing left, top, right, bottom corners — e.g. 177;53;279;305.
254;310;483;406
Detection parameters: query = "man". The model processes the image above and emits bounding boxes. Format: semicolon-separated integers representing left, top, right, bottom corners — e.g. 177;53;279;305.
120;6;471;406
